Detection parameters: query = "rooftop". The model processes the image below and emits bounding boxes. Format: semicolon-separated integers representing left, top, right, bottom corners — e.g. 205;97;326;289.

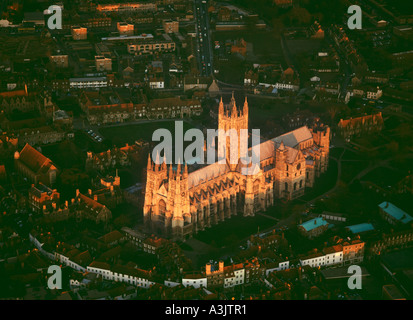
379;202;413;224
299;217;328;232
346;223;375;234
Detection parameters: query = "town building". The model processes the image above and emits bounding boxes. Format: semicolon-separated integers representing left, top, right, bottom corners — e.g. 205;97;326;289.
95;56;112;72
14;144;59;186
71;26;88;40
28;183;60;213
298;217;329;239
342;238;365;265
337;112;383;139
96;2;157;12
163;20;179;33
117;22;134;36
126;35;176;55
379;202;413;226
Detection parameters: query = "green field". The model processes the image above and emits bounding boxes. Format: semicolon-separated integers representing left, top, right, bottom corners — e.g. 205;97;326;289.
99;121;195;146
362;167;405;188
194;214;276;248
300;159;339;201
340;161;369;184
213;30;285;61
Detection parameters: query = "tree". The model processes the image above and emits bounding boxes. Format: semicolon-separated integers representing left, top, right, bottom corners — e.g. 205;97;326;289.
327;105;339;124
272;18;285;37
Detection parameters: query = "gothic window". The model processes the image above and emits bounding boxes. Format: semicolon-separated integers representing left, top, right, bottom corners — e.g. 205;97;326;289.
294;182;297;191
210;203;214;215
253;181;260;208
158;200;166;220
285;182;288;191
300;180;303;188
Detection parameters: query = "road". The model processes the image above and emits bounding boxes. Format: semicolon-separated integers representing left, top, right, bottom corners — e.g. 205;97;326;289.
194;0;213;76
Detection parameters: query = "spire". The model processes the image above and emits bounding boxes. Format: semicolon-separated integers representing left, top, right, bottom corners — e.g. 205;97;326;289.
183;162;188;178
219;96;224;114
162;155;167;171
169;163;173;178
278;141;285;151
147;154;152;170
243;96;248;115
231;93;237;117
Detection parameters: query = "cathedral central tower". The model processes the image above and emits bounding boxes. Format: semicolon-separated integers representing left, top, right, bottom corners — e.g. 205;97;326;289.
217;93;249;171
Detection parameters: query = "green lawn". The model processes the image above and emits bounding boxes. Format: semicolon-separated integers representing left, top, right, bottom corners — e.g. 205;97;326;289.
340;161;369;184
99;121;194;146
194;214;276;248
300;159;338;201
362;167;405;188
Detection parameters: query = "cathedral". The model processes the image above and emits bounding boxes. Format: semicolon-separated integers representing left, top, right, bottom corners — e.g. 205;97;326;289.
143;96;330;240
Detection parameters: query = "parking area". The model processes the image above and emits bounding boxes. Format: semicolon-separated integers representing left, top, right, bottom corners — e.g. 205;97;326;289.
85;128;103;143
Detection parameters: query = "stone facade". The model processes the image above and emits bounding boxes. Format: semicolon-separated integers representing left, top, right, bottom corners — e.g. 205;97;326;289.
337;112;383;139
143;97;330;240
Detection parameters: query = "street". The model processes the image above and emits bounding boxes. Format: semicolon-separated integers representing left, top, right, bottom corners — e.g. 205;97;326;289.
194;0;213;76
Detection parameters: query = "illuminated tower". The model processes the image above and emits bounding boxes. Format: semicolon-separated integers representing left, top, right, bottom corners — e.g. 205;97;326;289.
217;93;249;171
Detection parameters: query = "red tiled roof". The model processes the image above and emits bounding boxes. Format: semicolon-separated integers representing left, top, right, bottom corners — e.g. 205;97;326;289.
89;261;111;270
99;230;123;244
0;89;27;98
338;113;383;129
18;144;56;174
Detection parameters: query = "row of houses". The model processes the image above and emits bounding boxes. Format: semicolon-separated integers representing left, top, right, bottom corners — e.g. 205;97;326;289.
244;64;300;92
299;238;365;268
79;90;202;124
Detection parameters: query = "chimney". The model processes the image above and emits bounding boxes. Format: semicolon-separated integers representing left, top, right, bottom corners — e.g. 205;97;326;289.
88;189;92;196
76;189;80;197
219;260;224;272
206;263;211;275
94;195;98;201
65;200;68;207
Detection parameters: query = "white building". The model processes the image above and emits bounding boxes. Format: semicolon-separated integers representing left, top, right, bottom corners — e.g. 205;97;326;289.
69;77;108;89
182;274;207;288
300;245;344;268
86;263;155;289
265;260;290;276
224;264;245;288
149;79;164;89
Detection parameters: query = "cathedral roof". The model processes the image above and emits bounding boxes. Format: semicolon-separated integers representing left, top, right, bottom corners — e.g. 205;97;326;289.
250;139;274;161
272;126;313;148
188;162;229;189
285;147;299;164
